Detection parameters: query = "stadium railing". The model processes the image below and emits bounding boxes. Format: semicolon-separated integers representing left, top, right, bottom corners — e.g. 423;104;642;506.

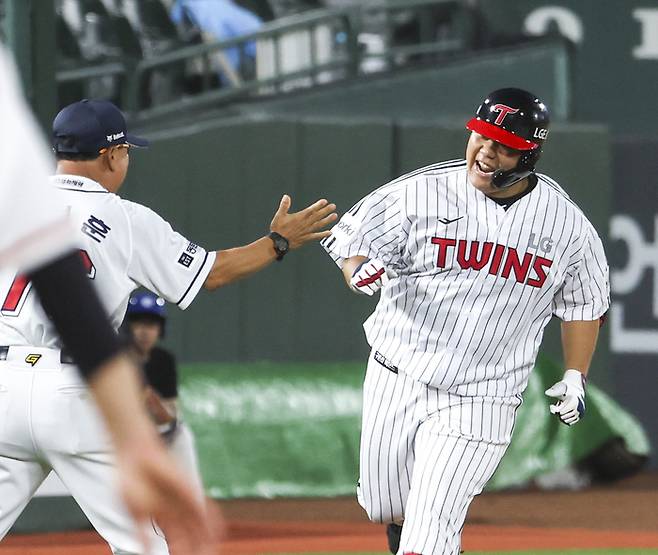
52;0;565;123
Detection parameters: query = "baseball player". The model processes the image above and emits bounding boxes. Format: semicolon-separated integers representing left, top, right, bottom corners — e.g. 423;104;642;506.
125;292;205;494
0;97;336;554
0;47;215;554
322;88;610;555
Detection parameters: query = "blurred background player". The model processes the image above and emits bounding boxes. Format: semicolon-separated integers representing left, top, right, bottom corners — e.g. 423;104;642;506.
0;45;215;554
125;292;204;494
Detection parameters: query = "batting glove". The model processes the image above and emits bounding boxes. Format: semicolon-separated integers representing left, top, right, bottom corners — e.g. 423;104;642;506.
545;369;587;426
350;258;390;296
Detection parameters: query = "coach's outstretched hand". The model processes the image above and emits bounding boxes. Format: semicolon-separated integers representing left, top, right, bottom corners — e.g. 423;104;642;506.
203;195;337;290
270;194;337;249
545;369;587;426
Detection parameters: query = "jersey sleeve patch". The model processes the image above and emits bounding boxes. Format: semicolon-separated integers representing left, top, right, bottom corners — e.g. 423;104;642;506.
177;250;216;310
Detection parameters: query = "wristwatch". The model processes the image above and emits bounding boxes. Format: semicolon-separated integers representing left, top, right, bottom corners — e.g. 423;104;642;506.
268;231;290;261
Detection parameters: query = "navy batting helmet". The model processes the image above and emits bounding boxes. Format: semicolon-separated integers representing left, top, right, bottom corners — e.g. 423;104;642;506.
126;291;166;335
466;88;550;188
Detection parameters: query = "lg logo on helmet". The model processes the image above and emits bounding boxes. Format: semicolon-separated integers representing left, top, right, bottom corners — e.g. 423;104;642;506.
534;128;549;140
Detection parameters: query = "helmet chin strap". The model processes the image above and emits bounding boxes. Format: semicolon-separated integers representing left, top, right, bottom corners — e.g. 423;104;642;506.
490;148;541;189
491;167;533;189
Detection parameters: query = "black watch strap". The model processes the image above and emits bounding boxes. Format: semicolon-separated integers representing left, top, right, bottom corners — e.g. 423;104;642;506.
268;231;289;261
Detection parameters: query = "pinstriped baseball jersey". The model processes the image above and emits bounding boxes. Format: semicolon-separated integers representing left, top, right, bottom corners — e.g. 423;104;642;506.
0;174;215;348
322;160;610;396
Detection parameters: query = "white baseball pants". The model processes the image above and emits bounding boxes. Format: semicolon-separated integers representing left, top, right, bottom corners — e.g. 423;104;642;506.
0;346;169;555
357;351;522;555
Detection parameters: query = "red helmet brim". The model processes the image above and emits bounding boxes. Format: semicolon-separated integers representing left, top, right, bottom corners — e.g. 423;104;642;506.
466;118;539;151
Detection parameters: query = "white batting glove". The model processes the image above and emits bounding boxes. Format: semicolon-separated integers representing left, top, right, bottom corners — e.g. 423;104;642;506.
545;369;587;426
350;258;390;296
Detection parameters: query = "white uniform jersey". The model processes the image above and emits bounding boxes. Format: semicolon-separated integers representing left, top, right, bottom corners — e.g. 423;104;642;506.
0;175;216;348
0;48;76;272
323;160;610;397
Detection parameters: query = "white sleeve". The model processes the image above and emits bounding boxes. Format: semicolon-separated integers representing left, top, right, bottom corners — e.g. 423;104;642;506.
123;201;216;310
0;48;76;272
321;184;406;270
552;224;610;321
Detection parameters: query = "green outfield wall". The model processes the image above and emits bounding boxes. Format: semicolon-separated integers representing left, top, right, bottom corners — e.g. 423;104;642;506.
179;355;648;499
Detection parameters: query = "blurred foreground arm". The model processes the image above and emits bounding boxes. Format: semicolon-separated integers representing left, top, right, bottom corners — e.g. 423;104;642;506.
89;356;217;554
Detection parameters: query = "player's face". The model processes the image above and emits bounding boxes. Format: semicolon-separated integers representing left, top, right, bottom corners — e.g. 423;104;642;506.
466;132;523;195
130;319;161;355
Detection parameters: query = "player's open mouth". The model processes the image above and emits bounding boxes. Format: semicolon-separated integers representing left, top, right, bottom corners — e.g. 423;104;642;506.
475;160;495;176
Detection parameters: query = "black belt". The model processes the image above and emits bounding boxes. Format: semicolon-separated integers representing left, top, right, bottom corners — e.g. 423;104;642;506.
374;351;398;374
0;346;75;364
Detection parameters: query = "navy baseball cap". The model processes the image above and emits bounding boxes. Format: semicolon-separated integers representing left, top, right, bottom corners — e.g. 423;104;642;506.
53;99;149;155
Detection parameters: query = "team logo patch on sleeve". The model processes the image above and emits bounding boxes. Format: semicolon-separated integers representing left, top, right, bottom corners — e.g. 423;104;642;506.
178;253;194;268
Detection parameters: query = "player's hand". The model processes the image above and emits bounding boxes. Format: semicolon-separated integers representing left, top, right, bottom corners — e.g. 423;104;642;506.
350;258;390;296
545;369;586;426
115;432;221;555
270;194;338;249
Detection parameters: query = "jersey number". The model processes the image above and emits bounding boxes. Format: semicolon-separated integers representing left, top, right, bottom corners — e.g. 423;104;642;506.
1;250;96;316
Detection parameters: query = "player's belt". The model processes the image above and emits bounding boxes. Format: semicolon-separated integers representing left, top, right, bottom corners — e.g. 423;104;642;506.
374;351;398;374
0;346;75;365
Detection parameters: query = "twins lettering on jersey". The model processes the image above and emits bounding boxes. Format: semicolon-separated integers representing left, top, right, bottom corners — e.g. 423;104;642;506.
431;233;553;288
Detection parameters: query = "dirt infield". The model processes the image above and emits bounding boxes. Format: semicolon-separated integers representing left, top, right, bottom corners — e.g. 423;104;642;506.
2;472;656;554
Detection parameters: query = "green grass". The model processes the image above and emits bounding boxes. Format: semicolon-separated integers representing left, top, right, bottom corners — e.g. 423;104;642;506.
275;550;658;555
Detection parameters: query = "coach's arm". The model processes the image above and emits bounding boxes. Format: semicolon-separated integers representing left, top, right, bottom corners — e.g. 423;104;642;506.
204;195;336;290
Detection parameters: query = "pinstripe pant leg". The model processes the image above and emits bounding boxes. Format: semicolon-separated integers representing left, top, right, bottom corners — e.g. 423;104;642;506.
357;353;424;524
397;395;518;555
